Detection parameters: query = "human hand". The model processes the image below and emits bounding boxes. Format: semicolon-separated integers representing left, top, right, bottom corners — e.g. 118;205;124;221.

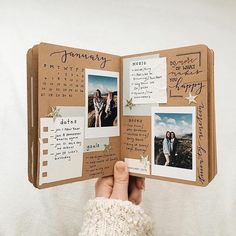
95;161;145;205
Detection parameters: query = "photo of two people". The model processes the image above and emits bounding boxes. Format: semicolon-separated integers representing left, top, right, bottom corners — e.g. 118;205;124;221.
161;131;178;167
154;112;193;170
87;74;118;128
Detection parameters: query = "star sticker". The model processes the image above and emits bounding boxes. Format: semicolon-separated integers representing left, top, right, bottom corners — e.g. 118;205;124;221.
185;92;198;104
46;106;61;122
125;98;135;110
140;154;149;168
104;144;112;152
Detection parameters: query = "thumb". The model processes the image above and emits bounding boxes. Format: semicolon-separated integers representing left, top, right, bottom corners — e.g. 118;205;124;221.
110;161;129;201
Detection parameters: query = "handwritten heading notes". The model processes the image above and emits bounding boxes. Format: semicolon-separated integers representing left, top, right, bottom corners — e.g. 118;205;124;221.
129;57;167;104
39;116;84;184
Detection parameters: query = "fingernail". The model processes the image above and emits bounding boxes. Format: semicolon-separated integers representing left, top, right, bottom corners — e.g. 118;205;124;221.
116;163;126;173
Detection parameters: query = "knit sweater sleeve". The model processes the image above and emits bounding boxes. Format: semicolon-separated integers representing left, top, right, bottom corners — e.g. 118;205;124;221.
79;197;153;236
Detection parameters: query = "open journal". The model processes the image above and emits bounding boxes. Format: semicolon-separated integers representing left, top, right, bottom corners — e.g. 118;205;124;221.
27;42;217;189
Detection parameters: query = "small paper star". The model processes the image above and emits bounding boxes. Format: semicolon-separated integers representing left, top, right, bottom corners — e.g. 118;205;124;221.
185;92;197;104
46;106;61;122
125;98;135;110
104;144;112;152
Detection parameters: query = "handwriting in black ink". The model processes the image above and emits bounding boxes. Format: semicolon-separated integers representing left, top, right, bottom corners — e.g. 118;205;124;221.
197;102;205;140
169;77;205;95
169;57;198;68
50;50;111;69
168;69;202;77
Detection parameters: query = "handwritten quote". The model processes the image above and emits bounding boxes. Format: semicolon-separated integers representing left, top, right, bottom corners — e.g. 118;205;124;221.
168;54;205;97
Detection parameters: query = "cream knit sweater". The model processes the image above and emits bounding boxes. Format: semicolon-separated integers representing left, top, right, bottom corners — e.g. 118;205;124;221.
79;197;153;236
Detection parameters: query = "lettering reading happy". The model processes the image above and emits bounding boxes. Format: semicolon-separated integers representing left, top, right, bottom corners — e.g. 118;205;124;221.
169;77;205;95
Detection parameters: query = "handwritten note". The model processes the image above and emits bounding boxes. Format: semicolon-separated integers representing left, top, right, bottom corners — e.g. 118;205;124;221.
39;116;84;184
129;56;167;104
122;117;151;158
83;153;117;178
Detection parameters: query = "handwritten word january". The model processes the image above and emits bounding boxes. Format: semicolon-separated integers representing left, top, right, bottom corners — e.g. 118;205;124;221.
50;50;111;69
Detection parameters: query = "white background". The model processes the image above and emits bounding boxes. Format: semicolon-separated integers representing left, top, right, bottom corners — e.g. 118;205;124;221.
0;0;235;235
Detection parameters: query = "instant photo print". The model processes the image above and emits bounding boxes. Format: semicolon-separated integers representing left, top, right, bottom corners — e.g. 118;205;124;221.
27;43;217;188
151;106;196;181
